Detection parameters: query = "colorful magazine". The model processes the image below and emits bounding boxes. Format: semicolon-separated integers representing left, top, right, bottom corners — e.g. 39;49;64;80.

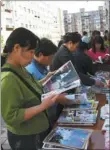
43;126;92;150
57;109;98;125
91;71;110;94
64;100;99;110
42;61;80;99
75;86;96;100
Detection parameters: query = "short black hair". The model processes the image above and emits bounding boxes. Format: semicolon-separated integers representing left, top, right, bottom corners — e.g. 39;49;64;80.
35;38;57;56
92;36;105;53
105;30;108;34
78;41;88;51
63;32;81;43
58;40;63;48
92;30;100;37
83;31;87;36
3;27;40;53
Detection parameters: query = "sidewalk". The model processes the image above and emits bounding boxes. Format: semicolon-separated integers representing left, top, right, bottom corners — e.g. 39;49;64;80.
1;118;11;150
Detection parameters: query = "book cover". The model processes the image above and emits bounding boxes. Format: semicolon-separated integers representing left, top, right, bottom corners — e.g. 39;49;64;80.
43;126;92;150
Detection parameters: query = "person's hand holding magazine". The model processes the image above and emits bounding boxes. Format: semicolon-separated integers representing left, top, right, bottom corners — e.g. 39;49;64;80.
39;71;56;84
41;93;80;107
55;93;80;105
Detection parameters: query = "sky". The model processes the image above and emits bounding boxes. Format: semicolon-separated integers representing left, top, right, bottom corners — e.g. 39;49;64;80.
46;1;105;13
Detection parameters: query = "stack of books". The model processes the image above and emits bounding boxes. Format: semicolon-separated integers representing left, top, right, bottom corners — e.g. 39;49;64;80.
42;126;93;150
64;100;99;110
57;109;98;126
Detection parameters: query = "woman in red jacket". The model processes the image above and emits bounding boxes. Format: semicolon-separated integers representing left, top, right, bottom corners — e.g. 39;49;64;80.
87;36;109;63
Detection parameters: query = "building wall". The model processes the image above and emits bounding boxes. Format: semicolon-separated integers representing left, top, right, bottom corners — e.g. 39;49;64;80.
104;1;110;30
63;6;106;35
1;0;64;48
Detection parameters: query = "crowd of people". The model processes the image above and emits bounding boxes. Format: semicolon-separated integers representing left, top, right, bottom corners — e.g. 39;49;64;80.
1;27;110;150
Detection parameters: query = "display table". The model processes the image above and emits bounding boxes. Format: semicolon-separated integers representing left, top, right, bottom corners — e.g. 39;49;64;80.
57;94;107;150
88;94;106;150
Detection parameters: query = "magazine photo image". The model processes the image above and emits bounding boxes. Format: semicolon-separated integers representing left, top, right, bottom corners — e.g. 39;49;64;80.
57;109;98;125
42;61;80;99
43;126;92;150
64;100;99;110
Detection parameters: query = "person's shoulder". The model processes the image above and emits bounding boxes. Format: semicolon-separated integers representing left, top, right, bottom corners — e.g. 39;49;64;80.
1;71;18;90
26;60;36;72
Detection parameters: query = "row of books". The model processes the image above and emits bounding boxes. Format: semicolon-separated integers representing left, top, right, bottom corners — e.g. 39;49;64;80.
41;61;99;150
42;98;99;149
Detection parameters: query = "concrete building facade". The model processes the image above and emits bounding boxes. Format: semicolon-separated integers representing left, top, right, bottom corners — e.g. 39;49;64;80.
1;0;65;49
63;6;106;35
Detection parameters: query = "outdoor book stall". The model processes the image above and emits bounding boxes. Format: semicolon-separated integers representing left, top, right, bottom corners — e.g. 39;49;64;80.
41;61;109;150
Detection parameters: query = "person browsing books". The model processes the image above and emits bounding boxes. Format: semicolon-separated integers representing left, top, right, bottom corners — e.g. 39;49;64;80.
73;41;95;76
26;38;59;125
87;36;109;63
50;32;104;87
26;38;57;80
1;28;74;150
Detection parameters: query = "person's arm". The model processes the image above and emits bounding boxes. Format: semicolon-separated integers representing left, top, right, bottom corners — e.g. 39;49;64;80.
24;94;59;120
1;75;59;126
56;94;80;105
86;57;95;75
39;71;56;84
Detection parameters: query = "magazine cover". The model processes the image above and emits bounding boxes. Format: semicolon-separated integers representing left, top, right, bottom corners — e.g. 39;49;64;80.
57;109;98;125
91;71;110;94
42;61;80;99
63;100;99;110
43;126;92;150
75;86;96;100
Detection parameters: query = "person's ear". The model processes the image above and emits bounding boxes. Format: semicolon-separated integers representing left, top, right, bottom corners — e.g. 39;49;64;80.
39;52;43;57
13;44;21;53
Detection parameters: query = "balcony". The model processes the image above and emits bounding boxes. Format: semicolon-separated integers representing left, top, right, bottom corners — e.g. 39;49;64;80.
6;25;14;31
5;8;12;13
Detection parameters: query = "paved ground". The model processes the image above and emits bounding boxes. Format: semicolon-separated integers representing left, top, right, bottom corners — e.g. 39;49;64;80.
1;117;11;150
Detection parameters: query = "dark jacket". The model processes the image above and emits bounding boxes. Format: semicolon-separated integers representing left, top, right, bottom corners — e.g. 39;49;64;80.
73;50;95;76
50;45;95;86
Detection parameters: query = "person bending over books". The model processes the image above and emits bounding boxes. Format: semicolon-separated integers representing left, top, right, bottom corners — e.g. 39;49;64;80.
26;38;57;80
87;36;110;63
50;32;104;119
50;32;104;87
73;41;95;76
26;38;58;126
1;28;76;150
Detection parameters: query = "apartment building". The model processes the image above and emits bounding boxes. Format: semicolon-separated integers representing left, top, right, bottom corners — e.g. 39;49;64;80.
104;1;110;30
1;0;65;49
63;6;106;35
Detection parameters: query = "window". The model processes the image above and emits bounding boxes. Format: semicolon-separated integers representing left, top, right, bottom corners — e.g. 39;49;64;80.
6;18;12;25
15;11;17;17
24;7;26;12
28;9;30;13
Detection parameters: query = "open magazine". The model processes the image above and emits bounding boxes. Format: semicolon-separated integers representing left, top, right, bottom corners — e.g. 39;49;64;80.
57;109;98;126
42;61;80;99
